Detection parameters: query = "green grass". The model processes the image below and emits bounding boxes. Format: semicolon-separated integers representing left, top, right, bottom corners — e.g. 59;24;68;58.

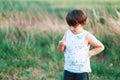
0;27;120;80
0;27;65;79
1;0;120;19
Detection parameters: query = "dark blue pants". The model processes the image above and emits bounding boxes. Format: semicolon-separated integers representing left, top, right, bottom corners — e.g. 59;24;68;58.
64;70;89;80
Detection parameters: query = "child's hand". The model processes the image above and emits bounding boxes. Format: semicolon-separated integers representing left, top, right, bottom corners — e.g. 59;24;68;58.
59;40;66;47
57;40;66;52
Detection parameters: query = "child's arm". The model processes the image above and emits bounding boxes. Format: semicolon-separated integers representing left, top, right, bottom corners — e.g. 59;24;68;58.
86;33;104;57
57;33;66;53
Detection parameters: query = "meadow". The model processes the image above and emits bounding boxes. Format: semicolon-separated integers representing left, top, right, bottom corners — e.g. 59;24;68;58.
0;0;120;80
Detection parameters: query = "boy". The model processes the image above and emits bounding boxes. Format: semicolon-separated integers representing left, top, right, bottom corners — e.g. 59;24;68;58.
57;9;104;80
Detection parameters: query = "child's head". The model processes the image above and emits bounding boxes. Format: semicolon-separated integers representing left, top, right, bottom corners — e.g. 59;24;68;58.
66;9;87;27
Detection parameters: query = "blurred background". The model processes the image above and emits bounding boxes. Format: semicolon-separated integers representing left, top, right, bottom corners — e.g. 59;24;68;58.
0;0;120;80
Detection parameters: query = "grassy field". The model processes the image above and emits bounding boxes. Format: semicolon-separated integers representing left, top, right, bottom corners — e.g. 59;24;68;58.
0;0;120;80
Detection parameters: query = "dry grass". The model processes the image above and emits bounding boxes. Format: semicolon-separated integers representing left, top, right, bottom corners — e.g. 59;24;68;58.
1;10;120;36
0;12;67;36
86;9;120;36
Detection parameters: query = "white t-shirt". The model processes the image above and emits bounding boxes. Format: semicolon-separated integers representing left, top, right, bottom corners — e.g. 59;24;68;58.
64;29;91;73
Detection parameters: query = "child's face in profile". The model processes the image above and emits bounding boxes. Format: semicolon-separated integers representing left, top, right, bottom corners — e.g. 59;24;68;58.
69;24;83;33
69;26;79;33
69;26;77;32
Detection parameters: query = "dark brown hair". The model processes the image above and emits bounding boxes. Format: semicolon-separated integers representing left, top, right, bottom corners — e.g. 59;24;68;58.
66;9;87;27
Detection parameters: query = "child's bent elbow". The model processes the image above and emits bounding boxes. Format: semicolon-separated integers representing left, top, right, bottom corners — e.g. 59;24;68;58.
101;44;105;51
